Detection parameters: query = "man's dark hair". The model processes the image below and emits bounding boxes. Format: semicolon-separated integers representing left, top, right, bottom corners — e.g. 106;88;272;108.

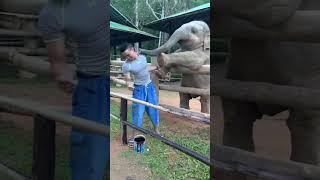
119;43;133;53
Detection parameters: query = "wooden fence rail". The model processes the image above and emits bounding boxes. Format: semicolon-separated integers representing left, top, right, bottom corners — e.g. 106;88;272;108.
213;79;320;109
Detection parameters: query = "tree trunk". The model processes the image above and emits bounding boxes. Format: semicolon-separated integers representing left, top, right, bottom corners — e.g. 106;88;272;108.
134;0;139;51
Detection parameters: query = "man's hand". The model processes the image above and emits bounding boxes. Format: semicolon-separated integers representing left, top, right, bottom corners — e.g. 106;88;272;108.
127;82;134;91
52;63;76;94
46;40;76;94
148;65;158;72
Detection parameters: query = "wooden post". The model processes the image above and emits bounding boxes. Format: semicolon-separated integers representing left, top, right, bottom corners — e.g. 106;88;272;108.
151;56;159;97
32;115;55;180
120;98;128;144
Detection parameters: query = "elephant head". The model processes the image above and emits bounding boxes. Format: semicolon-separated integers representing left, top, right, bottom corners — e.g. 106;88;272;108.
214;0;302;27
140;21;210;56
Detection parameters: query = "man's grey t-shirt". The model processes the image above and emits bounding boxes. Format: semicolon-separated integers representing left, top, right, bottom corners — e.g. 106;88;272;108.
37;0;109;75
122;55;151;86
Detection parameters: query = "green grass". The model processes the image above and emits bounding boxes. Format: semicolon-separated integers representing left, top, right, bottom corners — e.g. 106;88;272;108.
0;123;70;180
110;100;210;180
0;173;16;180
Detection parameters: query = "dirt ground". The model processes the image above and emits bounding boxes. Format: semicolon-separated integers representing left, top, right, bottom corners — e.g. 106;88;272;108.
0;82;208;179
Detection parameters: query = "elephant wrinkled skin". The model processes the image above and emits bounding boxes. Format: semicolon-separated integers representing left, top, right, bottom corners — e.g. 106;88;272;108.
140;21;210;113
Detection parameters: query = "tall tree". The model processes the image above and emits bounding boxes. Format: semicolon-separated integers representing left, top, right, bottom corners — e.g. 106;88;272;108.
134;0;139;51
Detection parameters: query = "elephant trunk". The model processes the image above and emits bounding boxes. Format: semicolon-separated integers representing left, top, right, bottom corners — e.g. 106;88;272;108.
140;29;185;56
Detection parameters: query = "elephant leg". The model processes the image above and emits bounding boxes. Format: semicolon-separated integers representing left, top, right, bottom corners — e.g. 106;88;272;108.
215;98;260;180
287;109;320;165
200;95;210;113
222;98;260;152
179;93;191;110
157;51;208;71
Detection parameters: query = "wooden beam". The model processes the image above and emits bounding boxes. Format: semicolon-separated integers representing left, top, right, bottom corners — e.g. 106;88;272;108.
212;145;320;179
120;99;128;145
32;115;55;180
0;28;40;37
0;48;76;76
212;79;320;109
0;96;109;137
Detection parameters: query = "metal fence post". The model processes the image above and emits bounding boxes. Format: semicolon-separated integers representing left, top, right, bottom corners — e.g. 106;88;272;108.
32;114;55;180
120;98;128;144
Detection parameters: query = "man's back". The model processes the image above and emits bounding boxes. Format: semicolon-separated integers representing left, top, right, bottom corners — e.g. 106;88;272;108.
38;0;109;75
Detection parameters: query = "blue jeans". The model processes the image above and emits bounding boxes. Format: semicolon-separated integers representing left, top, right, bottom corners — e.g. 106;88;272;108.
70;75;109;180
132;82;159;128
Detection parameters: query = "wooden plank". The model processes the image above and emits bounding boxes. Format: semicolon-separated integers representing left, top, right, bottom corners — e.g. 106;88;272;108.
0;28;40;37
32;115;55;180
0;96;109;137
212;145;320;179
0;11;38;19
212;79;320;109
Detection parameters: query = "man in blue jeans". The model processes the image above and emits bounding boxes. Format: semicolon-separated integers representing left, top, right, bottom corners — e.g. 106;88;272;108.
37;0;109;179
119;43;160;141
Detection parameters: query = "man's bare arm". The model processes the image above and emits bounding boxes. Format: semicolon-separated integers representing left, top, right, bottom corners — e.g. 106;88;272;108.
46;40;75;93
124;74;134;90
47;40;67;77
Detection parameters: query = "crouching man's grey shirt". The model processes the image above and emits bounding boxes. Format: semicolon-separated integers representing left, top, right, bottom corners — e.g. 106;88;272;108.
38;0;109;75
122;55;151;86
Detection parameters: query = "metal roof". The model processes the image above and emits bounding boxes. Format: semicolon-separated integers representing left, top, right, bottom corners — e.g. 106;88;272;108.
111;4;137;28
110;21;158;46
143;3;210;34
